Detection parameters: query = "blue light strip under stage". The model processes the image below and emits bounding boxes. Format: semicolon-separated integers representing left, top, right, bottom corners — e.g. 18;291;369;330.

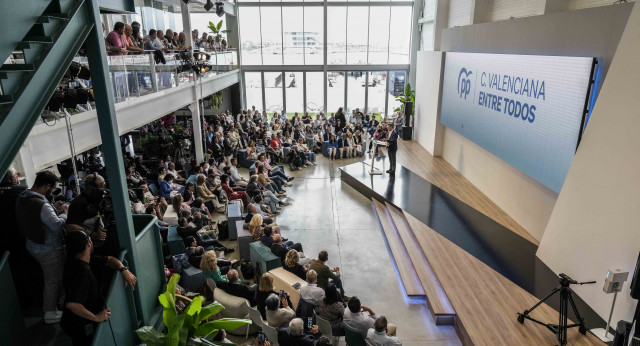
371;202;426;306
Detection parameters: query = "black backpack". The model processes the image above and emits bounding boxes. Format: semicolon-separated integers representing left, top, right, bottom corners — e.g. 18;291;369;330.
217;220;229;240
240;260;256;281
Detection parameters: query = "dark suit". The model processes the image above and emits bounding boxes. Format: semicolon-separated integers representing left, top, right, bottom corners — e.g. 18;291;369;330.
278;328;321;346
221;281;257;306
386;129;398;173
271;242;303;263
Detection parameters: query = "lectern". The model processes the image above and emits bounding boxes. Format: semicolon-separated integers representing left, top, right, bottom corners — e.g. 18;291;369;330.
369;140;387;175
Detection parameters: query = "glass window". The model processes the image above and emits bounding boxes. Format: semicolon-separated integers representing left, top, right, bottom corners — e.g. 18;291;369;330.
368;7;390;65
285;72;304;116
304;7;324;65
245;72;263;112
239;7;262;65
261;7;283;65
327;72;345;116
346;72;365;115
264;72;284;115
282;7;304;65
367;71;386;120
346;7;369;65
306;72;324;116
388;7;412;64
327;7;346;65
388;71;407;114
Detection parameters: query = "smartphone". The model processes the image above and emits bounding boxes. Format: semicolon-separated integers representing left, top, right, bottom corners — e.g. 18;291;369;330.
307;317;313;331
257;331;265;345
279;289;285;298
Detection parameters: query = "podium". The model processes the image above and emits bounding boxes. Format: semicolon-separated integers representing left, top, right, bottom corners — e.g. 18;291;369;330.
369;140;387;175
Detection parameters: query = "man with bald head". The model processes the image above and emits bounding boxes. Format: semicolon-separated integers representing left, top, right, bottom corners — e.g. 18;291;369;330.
219;269;257;305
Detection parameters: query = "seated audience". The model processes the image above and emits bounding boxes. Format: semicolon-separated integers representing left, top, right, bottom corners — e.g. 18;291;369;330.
343;296;377;338
283;250;308;280
255;273;280;320
366;316;402;346
318;283;346;336
200;250;238;282
271;234;307;265
177;217;233;253
309;250;344;296
277;318;321;346
299;270;325;306
219;269;257;306
265;293;296;328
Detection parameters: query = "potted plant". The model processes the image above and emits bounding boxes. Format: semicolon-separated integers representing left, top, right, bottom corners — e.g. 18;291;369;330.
138;133;160;159
136;275;250;346
208;20;232;42
393;83;415;126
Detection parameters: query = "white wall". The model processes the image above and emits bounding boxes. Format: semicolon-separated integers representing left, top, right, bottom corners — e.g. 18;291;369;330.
487;0;544;21
537;1;640;324
414;51;444;156
447;0;472;27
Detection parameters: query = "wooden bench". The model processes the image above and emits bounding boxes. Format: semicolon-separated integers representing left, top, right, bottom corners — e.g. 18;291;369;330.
249;241;281;275
268;266;307;310
237;221;253;260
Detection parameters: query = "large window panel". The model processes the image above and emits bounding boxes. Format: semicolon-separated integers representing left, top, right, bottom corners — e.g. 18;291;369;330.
282;7;305;65
346;72;365;115
304;7;324;65
245;72;263;112
388;71;407;114
285;72;304;115
346;7;369;65
388;6;412;65
264;72;284;115
306;72;324;115
368;7;390;65
261;7;283;65
327;72;345;116
239;7;262;65
367;71;386;119
327;7;347;65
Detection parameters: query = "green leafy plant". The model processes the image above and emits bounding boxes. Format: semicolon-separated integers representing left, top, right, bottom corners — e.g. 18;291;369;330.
211;91;223;109
136;275;250;346
393;83;416;122
138;133;159;158
208;20;232;41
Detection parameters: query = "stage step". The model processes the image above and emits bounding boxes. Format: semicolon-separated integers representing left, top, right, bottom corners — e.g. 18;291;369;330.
371;199;426;298
385;202;456;325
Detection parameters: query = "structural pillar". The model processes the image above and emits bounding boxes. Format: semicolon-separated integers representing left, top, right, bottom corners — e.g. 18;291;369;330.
189;101;205;163
85;0;137;269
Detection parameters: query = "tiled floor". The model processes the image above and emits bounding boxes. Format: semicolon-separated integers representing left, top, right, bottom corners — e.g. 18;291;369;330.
227;153;461;345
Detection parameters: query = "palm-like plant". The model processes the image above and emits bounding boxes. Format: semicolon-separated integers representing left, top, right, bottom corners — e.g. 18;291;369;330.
393;83;416;121
208;20;232;41
136;275;250;346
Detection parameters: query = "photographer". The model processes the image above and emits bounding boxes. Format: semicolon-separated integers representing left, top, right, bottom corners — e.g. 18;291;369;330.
67;174;107;243
265;292;295;328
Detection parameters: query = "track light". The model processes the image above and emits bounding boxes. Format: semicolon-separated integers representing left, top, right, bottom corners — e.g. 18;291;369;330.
204;0;214;11
215;1;224;17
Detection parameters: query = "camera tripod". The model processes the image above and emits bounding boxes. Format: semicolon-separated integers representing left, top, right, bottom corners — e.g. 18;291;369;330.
517;273;596;345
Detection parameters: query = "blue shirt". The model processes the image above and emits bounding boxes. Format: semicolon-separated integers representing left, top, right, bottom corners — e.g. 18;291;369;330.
159;180;173;199
24;190;67;254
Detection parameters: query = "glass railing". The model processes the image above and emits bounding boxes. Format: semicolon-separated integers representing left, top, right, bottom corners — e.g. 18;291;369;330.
37;50;238;124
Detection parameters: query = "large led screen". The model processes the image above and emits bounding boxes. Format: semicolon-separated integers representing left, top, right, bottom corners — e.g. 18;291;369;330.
440;52;594;193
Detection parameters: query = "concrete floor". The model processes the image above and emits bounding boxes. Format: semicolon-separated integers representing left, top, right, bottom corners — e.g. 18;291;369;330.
226;153;461;346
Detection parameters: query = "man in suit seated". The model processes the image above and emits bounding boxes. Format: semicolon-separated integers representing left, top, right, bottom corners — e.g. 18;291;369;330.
309;250;345;297
270;234;310;265
278;318;321;346
218;269;257;306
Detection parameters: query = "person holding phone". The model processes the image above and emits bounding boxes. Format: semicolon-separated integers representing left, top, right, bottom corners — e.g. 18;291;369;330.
265;293;295;328
277;318;321;346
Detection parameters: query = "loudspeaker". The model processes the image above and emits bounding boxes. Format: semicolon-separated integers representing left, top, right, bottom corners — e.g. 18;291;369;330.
631;252;640;299
404;101;412;127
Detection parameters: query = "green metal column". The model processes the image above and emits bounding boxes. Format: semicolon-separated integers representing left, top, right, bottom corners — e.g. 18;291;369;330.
84;0;137;271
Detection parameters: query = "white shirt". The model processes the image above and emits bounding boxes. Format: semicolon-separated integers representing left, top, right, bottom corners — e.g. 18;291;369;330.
230;165;243;182
343;309;377;338
366;329;402;346
299;283;325;306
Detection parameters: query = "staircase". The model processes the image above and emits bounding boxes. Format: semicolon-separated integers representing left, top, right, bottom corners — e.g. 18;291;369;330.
0;0;93;176
372;198;456;325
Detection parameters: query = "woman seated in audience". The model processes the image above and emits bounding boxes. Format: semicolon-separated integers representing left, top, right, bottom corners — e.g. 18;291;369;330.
246;140;258;160
257;165;286;196
296;139;317;166
249;214;264;241
318;283;346;336
172;194;191;218
142;183;167;216
220;174;249;211
328;135;338;160
158;167;168;184
283;250;308;280
353;131;364;157
182;182;196;206
305;125;315;149
270;133;284;158
265;293;295;329
255;273;291;320
200;251;238;283
282;131;293;147
196;174;225;213
159;173;175;200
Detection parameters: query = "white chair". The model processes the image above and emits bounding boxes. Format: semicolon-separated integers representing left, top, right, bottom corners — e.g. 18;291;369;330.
262;324;279;346
314;311;341;346
246;302;267;340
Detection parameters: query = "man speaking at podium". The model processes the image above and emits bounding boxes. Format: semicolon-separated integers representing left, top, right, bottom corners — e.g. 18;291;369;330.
385;123;398;175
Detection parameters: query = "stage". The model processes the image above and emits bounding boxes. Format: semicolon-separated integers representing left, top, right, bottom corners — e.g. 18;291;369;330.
340;156;605;345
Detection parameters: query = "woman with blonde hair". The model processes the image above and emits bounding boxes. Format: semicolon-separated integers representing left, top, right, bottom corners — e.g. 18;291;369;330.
196;174;225;213
200;250;238;283
254;273;291;319
172;194;190;218
249;214;264;241
283;250;308;280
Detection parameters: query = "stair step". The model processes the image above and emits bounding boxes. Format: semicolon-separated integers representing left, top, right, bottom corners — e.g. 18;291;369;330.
385;202;455;324
0;95;13;104
41;13;70;20
371;199;426;298
23;36;53;44
0;64;35;72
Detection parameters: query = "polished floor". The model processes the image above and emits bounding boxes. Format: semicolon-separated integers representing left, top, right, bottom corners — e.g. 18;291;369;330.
227;153;461;345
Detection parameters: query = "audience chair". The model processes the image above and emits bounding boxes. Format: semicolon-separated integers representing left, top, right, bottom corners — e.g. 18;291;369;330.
344;324;367;346
314;311;340;346
262;323;279;346
246;301;267;339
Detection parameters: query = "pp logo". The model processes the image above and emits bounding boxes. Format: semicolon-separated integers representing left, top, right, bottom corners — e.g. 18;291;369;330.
457;68;473;99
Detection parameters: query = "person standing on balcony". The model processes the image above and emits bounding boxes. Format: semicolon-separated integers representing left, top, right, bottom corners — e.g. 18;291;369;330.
123;24;144;54
105;22;127;56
